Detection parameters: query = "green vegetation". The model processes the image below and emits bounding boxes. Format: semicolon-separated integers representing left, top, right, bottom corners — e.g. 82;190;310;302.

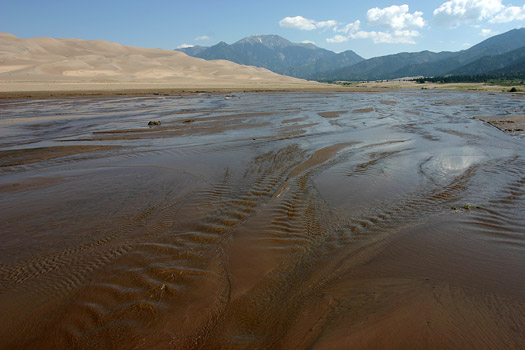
334;81;361;86
313;28;525;82
413;73;525;87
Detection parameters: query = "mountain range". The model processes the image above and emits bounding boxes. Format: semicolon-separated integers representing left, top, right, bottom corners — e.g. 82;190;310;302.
177;28;525;82
177;34;364;79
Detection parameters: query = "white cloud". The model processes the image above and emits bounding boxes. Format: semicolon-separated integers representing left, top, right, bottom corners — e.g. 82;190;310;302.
336;20;361;34
195;35;210;41
326;35;349;43
367;5;425;30
350;29;421;44
480;28;495;36
279;16;337;30
330;28;420;45
490;5;525;23
302;40;316;44
327;6;424;45
433;0;513;27
317;19;338;29
280;16;316;30
177;43;194;49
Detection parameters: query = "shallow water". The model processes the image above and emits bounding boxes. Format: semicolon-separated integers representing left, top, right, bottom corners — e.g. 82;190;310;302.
0;91;524;349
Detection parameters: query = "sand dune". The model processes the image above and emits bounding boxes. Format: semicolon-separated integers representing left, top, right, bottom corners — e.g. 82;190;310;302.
0;33;320;93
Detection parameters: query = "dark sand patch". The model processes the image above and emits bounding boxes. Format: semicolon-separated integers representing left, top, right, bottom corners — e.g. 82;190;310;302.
77;112;278;141
0;85;390;100
0;176;64;194
92;112;274;135
0;145;114;167
88;122;272;141
474;115;525;135
380;100;398;105
353;107;374;113
277;123;319;137
281;117;307;124
318;111;348;119
405;109;422;116
288;142;357;178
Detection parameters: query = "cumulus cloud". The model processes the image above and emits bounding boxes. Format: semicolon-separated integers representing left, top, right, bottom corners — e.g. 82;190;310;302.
490;5;525;23
328;30;420;45
350;29;421;44
336;20;361;34
326;35;349;43
480;28;495;36
327;5;423;45
433;0;525;27
302;40;316;44
279;16;337;30
317;20;338;28
177;43;194;49
195;35;210;41
367;5;425;30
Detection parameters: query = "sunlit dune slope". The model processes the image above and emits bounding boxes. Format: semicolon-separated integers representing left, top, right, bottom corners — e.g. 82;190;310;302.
0;32;313;87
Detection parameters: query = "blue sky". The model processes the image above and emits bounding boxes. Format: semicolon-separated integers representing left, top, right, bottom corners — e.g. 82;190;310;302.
2;0;524;58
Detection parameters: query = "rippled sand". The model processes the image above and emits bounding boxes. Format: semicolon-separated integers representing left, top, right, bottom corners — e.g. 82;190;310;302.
0;91;524;349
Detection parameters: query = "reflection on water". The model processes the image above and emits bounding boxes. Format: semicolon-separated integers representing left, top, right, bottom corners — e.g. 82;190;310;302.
0;91;524;349
423;146;486;181
436;155;478;172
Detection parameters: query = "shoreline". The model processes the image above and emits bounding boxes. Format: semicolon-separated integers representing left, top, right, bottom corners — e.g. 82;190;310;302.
0;82;390;99
1;81;523;99
1;81;523;137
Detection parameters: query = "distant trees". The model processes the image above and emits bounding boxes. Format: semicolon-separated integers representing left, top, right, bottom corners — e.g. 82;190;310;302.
413;73;525;85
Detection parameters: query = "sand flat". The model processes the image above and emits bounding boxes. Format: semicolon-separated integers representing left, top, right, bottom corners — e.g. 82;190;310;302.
474;114;525;135
0;91;524;349
0;145;115;167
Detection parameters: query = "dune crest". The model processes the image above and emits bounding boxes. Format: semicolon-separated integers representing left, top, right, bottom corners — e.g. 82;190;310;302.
0;33;316;92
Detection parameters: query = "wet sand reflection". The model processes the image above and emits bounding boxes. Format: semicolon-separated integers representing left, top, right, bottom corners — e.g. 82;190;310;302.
0;91;524;349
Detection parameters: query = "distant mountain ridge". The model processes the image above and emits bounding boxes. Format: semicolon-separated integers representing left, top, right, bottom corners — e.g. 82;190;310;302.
448;46;525;76
176;34;364;78
312;28;525;81
178;29;525;82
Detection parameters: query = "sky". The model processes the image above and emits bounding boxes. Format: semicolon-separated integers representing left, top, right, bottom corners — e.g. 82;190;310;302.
2;0;525;58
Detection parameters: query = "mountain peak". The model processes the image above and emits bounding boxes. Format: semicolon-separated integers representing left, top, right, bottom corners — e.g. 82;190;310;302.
176;33;363;78
234;34;294;48
470;27;525;52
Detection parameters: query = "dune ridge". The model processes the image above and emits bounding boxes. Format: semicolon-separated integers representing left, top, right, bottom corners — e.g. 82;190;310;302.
0;32;321;93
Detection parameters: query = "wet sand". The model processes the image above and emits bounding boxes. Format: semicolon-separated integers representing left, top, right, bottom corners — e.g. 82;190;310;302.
0;82;388;100
0;91;524;349
474;114;525;135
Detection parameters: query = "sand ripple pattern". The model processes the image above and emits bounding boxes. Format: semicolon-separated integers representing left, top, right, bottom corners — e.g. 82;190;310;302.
0;91;524;349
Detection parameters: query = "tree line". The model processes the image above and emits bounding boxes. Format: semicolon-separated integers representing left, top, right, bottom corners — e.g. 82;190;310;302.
413;73;525;85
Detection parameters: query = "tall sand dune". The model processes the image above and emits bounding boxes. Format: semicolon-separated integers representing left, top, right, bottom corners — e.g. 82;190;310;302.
0;33;319;94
